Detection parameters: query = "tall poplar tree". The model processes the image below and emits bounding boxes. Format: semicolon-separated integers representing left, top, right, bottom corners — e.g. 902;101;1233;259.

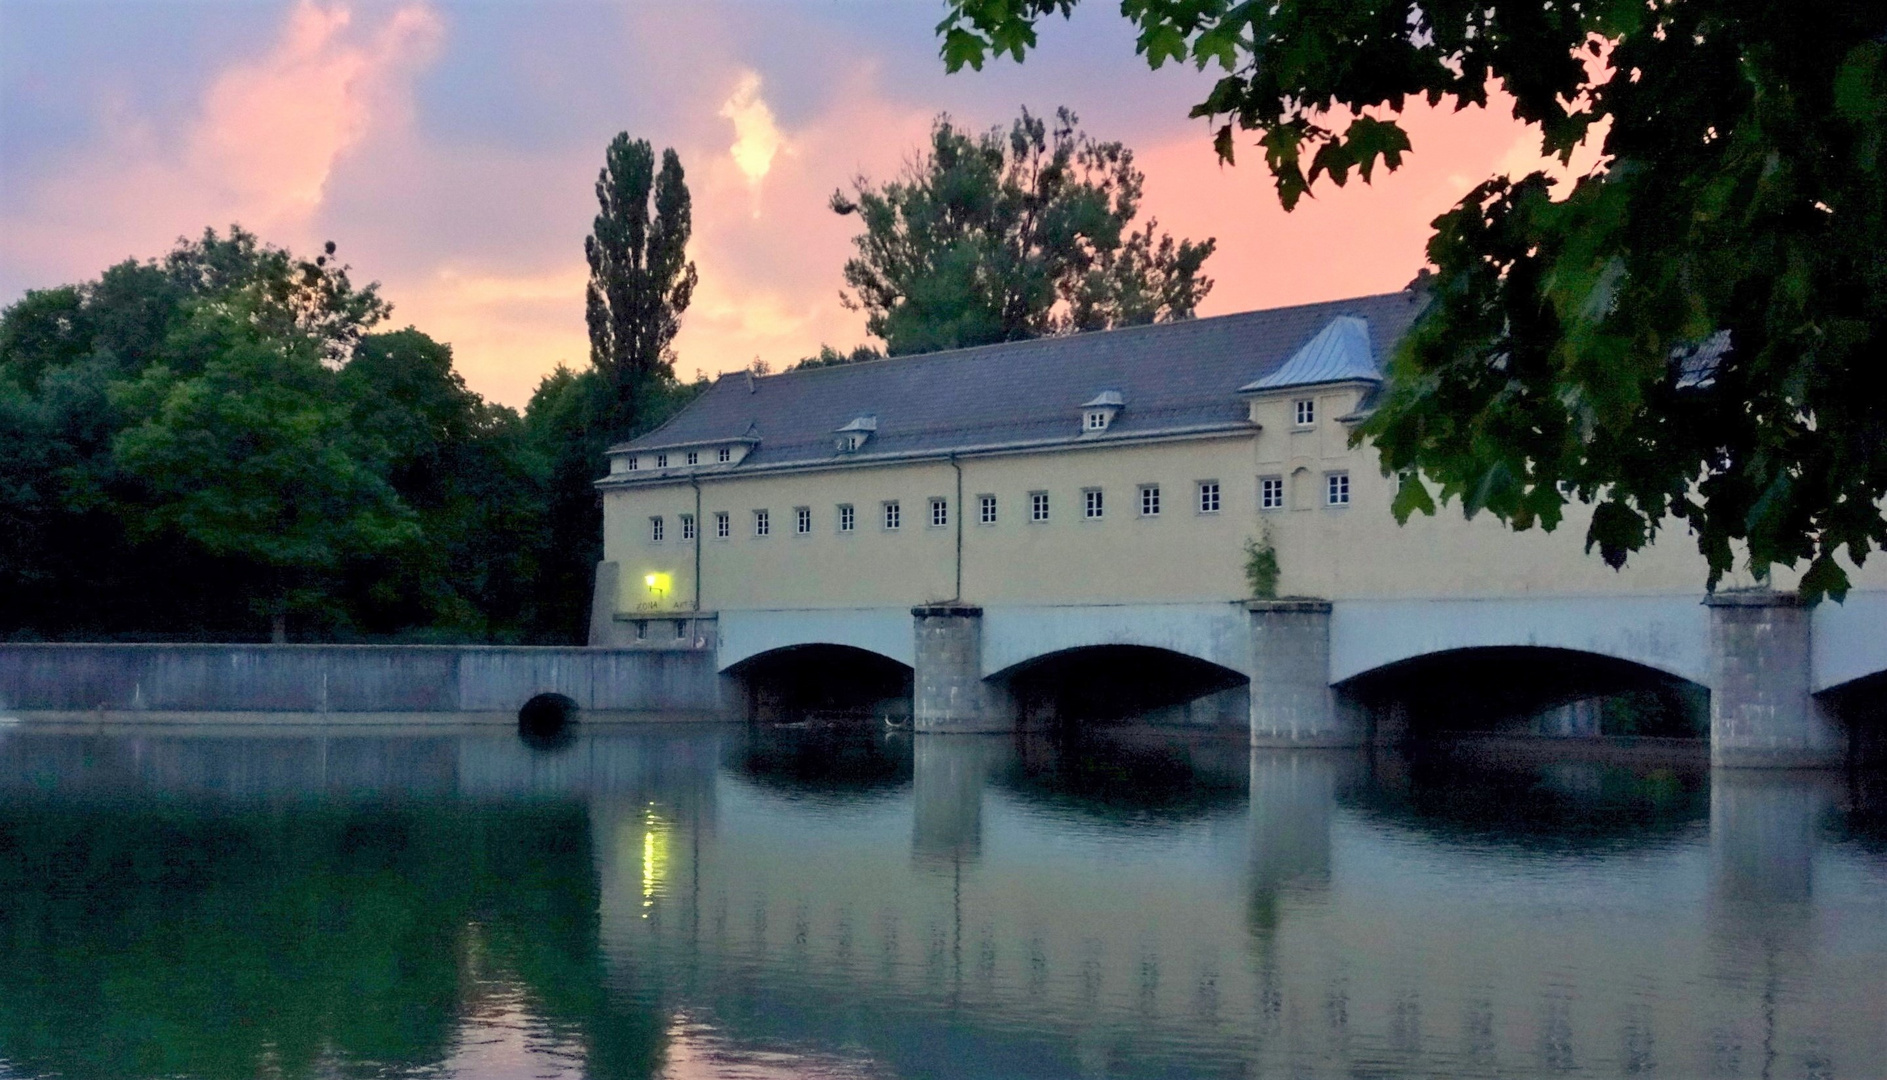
584;136;698;439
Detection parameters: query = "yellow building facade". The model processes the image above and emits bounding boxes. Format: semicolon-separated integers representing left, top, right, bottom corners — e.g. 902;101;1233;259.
596;293;1779;623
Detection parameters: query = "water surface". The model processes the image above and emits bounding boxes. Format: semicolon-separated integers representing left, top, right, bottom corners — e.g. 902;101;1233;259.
0;724;1880;1079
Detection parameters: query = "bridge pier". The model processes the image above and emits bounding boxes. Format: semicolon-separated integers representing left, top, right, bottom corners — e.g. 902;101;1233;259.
1707;592;1843;768
1248;599;1362;747
912;604;1014;733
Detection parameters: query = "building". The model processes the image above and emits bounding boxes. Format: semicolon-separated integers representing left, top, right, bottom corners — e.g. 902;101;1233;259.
591;290;1887;764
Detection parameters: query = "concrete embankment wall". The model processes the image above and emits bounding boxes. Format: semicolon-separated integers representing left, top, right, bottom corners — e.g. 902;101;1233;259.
0;644;723;721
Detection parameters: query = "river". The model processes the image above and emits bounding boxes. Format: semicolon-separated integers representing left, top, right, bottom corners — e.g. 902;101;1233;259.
0;722;1880;1078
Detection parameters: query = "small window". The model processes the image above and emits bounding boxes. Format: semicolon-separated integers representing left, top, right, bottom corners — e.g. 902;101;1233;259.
1085;410;1109;431
1030;491;1050;522
1326;472;1351;506
717;446;732;463
796;506;812;535
838;504;855;533
650;516;664;542
685;450;699;466
675;620;688;639
1198;481;1221;514
681;513;696;540
1295;399;1316;426
883;501;901;530
626;456;639;471
656;453;668;468
978;494;997;525
930;498;948;527
1084;488;1104;519
1139;484;1160;517
1260;476;1284;511
754;509;770;536
634;620;647;640
714;511;730;539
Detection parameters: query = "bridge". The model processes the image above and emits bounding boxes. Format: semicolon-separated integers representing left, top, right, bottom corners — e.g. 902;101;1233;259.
707;589;1887;768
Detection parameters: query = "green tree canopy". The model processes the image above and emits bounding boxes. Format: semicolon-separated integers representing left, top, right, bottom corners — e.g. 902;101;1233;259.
110;300;418;626
585;135;698;439
0;227;593;642
939;2;1887;600
831;107;1217;356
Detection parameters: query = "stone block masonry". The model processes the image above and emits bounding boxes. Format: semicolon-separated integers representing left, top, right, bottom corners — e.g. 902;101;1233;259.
912;604;1014;732
0;643;723;722
1248;599;1362;747
1707;592;1843;768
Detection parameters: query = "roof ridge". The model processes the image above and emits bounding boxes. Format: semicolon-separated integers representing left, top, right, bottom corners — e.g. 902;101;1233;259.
741;290;1417;386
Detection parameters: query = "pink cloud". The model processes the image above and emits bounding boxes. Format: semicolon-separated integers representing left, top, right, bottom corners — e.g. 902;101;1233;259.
0;1;440;304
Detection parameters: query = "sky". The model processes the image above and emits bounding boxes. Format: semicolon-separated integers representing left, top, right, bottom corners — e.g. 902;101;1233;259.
0;0;1557;408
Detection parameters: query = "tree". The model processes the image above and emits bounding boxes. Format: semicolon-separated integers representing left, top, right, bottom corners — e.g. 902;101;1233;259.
790;343;884;371
831;107;1216;356
111;300;418;637
936;2;1887;601
585;136;698;439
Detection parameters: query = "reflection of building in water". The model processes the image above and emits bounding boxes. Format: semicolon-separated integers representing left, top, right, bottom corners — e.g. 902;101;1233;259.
592;736;1887;1079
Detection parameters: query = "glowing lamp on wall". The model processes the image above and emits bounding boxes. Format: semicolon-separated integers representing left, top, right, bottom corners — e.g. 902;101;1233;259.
644;572;672;600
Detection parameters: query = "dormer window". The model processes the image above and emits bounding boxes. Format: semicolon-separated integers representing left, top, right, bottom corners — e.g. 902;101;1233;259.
834;415;877;453
1080;391;1123;433
626;456;639;471
686;450;699;466
656;453;668;468
717;446;732;463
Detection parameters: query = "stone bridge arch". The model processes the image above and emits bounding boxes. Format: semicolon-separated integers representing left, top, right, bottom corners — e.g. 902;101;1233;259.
1329;596;1712;688
980;603;1253;681
716;608;915;673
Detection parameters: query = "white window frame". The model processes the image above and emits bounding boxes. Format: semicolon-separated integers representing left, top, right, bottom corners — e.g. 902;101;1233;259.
883;500;901;530
795;506;812;535
1084;410;1109;432
978;494;997;525
717;446;732;463
1326;472;1351;507
1030;491;1050;523
1139;484;1160;517
714;511;730;539
1259;476;1284;511
1197;480;1222;514
838;503;855;533
929;498;948;527
685;450;699;466
649;516;664;542
656;452;668;468
680;513;695;541
1083;488;1104;520
754;508;770;536
1294;399;1316;427
626;456;639;471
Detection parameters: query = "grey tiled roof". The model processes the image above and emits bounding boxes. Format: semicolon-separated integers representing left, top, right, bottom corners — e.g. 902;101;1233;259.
609;291;1423;474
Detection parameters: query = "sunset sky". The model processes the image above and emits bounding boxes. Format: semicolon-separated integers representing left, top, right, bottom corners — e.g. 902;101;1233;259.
1;1;1559;408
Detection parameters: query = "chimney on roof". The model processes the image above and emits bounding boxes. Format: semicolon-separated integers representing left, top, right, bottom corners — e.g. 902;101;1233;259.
746;370;756;394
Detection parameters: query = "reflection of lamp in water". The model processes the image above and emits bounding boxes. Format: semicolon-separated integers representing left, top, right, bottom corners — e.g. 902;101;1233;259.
644;572;672;602
640;806;670;917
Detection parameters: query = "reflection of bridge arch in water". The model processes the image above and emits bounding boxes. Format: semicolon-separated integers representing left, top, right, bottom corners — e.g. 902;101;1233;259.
592;731;1887;1079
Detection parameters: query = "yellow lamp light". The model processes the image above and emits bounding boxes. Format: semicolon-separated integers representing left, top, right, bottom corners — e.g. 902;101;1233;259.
643;572;672;599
